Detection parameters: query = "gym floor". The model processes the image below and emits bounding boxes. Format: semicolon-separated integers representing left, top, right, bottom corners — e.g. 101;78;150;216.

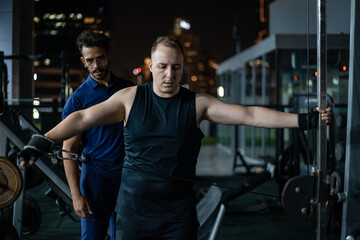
21;145;340;240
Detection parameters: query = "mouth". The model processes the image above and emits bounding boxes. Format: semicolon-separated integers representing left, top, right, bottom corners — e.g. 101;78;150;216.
162;81;174;87
93;69;105;76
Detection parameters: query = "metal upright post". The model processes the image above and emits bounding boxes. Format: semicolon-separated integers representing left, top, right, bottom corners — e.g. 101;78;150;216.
341;0;360;239
12;166;25;239
60;51;69;107
0;51;4;114
316;0;327;239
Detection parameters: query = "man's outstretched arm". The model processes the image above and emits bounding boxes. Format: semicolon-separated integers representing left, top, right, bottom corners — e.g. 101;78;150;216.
196;94;331;128
18;87;132;166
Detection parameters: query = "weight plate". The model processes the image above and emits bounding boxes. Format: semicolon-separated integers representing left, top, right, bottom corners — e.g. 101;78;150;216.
3;195;42;238
0;157;23;209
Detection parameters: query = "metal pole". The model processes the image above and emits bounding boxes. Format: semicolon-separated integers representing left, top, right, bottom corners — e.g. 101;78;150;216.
0;51;6;114
208;204;226;240
60;51;69;107
316;0;327;239
341;0;360;238
13;167;25;239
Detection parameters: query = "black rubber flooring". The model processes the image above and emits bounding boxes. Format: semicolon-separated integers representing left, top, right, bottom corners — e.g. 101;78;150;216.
13;174;341;240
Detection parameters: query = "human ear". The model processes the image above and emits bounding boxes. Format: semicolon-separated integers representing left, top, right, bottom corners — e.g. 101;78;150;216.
149;60;153;72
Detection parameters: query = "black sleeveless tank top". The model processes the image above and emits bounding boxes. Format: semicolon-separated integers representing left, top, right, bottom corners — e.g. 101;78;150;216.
116;82;204;222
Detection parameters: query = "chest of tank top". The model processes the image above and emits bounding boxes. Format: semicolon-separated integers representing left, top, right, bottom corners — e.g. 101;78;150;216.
123;83;201;176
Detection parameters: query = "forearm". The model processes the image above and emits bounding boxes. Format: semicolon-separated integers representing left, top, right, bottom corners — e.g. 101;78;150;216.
45;110;91;143
249;107;299;128
63;136;82;198
207;103;298;128
63;159;81;197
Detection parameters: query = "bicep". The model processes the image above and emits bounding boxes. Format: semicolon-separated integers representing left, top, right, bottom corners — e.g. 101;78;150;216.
201;95;297;128
82;91;126;126
198;94;251;125
46;88;132;143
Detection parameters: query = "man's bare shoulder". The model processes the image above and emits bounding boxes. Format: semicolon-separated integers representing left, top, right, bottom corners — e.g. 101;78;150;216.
196;92;210;100
115;85;137;98
106;86;137;108
115;85;137;109
195;93;215;114
119;85;137;93
195;93;229;116
196;93;217;105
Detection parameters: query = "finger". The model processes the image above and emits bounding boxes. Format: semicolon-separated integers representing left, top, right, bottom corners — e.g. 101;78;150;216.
73;201;86;218
75;209;85;218
19;160;27;167
81;210;90;219
78;211;91;219
85;202;93;215
316;107;326;113
75;207;88;219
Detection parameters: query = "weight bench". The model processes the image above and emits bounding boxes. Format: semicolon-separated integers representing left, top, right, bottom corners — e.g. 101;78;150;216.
196;169;272;240
197;185;225;240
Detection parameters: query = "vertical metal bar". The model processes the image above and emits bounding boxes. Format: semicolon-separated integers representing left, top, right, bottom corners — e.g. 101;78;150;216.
251;60;256;158
60;51;69;107
261;55;266;155
13;166;26;239
240;66;246;151
316;0;327;239
274;49;284;195
341;0;360;238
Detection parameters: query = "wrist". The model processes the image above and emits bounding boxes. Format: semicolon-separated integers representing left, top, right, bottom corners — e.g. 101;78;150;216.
71;191;83;199
298;113;308;130
297;109;318;131
26;134;55;154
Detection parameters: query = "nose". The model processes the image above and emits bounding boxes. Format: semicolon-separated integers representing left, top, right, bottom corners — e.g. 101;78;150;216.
165;66;174;78
92;59;100;68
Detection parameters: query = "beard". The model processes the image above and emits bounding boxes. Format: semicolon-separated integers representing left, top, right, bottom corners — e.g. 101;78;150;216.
89;66;109;81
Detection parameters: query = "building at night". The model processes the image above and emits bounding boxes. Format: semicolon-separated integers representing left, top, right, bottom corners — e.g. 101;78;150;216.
33;0;113;100
173;18;218;96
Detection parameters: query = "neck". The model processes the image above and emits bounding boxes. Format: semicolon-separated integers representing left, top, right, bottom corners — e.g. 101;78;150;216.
152;83;180;98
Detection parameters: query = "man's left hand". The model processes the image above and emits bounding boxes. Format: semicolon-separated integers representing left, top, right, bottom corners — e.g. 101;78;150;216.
317;106;332;125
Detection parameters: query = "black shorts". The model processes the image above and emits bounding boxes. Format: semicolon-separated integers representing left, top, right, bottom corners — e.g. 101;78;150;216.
116;216;199;240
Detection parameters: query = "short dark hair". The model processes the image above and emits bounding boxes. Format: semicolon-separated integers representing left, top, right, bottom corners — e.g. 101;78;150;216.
151;36;184;56
76;30;110;55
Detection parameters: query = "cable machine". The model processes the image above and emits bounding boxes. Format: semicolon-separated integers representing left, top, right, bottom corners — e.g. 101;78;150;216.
281;1;360;240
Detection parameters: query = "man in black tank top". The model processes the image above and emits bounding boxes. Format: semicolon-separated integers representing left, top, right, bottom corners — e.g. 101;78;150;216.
18;36;332;240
